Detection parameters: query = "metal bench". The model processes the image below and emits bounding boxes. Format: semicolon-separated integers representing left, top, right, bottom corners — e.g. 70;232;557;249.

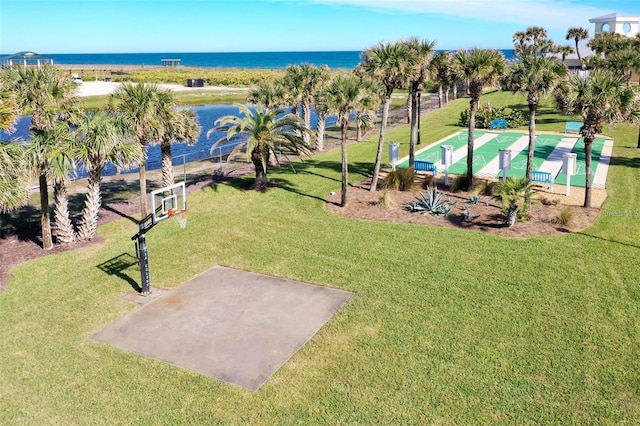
532;170;553;190
414;160;437;175
564;121;582;133
490;119;507;130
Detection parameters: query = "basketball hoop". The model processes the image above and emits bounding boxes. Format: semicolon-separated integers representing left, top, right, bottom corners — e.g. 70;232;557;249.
168;208;188;229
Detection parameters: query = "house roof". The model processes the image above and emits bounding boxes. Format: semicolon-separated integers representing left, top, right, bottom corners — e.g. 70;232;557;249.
589;13;640;23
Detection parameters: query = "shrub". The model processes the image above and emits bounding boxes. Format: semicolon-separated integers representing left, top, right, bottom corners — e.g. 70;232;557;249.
480;180;497;197
384;168;415;191
407;187;451;216
552;206;575;226
451;175;469;193
496;177;534;227
422;174;435;189
458;102;527;129
377;190;396;209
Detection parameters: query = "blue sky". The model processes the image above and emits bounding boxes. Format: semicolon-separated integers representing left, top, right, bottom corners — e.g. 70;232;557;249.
1;0;639;54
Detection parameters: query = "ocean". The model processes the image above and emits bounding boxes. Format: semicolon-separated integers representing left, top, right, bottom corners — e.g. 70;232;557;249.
45;50;517;69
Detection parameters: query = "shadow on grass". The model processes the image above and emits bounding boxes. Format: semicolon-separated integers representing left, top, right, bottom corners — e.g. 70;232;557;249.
97;252;141;292
576;231;640;250
609;153;640;169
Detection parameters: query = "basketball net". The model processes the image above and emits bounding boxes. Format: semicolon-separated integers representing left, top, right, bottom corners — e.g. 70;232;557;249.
168;208;188;229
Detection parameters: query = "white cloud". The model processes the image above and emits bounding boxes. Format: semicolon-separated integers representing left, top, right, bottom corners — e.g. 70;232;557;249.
309;0;613;32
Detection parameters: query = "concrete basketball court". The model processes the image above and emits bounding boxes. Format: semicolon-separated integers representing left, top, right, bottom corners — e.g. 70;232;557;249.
89;266;354;391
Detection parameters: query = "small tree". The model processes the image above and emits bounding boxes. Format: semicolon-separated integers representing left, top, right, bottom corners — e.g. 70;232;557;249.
497;177;534;227
210;104;311;189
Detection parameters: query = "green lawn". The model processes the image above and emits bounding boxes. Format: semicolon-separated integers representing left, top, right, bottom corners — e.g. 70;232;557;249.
1;91;639;424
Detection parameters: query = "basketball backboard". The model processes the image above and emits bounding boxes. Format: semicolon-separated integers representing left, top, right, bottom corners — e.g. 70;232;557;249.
150;181;186;224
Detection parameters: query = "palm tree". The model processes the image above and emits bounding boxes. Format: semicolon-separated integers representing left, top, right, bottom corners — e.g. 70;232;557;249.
109;83;165;218
209;104;311;189
360;40;412;191
154;89;201;187
324;75;365;207
404;37;436;167
505;27;566;188
566;27;589;68
3;65;79;249
246;82;285;112
28;121;78;244
0;80;27;212
283;64;330;148
556;45;574;64
0;142;28;213
453;48;506;190
75;111;142;241
429;51;454;108
555;70;638;207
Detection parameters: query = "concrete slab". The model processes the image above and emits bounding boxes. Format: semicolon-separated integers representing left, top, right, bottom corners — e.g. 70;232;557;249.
89;266;354;391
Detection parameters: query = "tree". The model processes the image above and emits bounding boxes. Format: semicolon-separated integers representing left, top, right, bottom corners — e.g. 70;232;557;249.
453;48;506;190
0;142;27;213
209;104;311;189
429;52;454;108
404;37;436;167
247;82;285;113
555;70;638;207
324;75;365;207
75;111;142;240
109;83;166;218
282;64;330;148
505;27;566;191
27;121;77;244
557;45;575;64
360;40;412;191
566;27;589;68
0;80;27;213
3;65;79;249
154;89;200;187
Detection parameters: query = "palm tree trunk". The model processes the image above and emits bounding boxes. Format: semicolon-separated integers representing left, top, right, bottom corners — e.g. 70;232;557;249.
251;144;268;189
53;179;75;244
636;125;640;149
467;97;478;191
161;139;174;188
301;102;311;145
356;113;363;142
315;111;326;151
584;137;593;207
370;96;391;192
452;85;457;101
406;95;411;124
39;173;53;250
340;119;348;207
409;85;418;168
438;85;443;108
525;100;537;183
77;169;102;241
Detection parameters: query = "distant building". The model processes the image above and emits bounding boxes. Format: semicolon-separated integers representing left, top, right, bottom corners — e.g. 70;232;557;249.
589;12;640;37
0;51;54;68
562;12;640;83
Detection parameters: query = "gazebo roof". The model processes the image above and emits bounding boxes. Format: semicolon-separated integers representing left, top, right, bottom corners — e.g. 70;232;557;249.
0;51;54;66
1;51;52;61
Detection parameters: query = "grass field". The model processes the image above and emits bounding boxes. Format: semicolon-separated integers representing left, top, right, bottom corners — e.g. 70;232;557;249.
1;91;639;424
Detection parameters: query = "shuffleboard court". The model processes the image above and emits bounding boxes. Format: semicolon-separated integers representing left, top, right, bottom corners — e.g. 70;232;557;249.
392;130;613;188
553;136;610;188
498;134;567;179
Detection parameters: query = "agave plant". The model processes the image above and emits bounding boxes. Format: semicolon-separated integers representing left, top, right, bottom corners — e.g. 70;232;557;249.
407;187;451;216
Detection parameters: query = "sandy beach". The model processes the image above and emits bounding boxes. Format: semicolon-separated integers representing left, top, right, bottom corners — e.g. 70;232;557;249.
74;80;249;97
